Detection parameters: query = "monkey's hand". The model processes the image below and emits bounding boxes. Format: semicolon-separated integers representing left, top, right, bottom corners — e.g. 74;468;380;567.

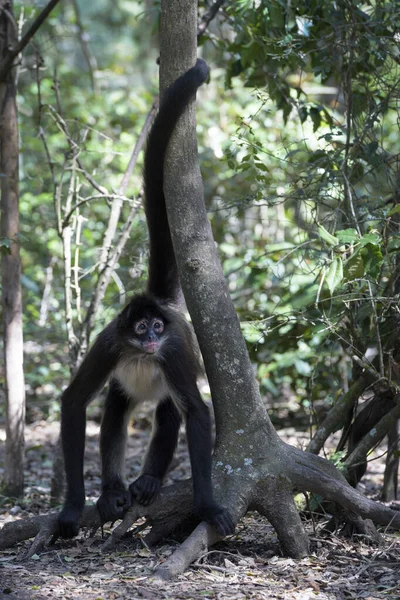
129;474;161;506
58;505;83;539
197;504;235;537
97;488;131;523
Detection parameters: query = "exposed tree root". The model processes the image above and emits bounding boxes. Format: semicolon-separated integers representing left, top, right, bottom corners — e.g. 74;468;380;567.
2;440;399;578
251;476;310;558
154;522;220;580
0;505;99;555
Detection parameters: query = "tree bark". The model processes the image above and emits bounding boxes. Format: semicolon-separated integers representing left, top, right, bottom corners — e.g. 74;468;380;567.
0;0;25;497
158;0;310;570
381;419;399;502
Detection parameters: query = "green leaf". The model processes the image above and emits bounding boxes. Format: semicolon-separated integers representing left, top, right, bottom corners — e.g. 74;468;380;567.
387;236;400;252
318;224;338;247
325;257;343;293
359;232;381;246
0;237;12;255
295;359;312;376
388;204;400;216
299;105;308;123
360;243;383;279
255;162;269;173
242;322;264;344
309;106;322;132
336;229;359;244
344;251;365;280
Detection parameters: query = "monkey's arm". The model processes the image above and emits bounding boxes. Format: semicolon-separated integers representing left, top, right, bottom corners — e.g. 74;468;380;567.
59;323;119;538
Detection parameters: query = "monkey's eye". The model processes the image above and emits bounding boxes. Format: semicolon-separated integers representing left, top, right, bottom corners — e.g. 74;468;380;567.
134;320;148;334
153;319;164;334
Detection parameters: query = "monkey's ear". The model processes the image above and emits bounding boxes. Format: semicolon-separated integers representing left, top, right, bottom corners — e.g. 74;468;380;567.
117;304;133;330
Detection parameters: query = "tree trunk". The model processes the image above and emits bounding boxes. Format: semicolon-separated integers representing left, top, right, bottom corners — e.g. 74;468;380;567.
0;0;25;497
154;0;400;577
381;419;399;501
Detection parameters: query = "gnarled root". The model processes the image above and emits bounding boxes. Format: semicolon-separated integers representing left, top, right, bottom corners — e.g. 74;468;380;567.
2;442;400;578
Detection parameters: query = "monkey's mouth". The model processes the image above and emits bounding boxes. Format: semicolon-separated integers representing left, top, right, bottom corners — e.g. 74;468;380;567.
143;341;159;354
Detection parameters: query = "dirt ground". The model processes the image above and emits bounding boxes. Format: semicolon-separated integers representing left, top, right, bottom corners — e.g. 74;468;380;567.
0;415;399;600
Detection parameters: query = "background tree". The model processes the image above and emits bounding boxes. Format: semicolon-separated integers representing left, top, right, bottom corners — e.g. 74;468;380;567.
0;0;66;498
0;0;26;497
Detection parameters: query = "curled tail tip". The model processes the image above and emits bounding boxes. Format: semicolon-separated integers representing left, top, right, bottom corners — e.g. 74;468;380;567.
194;58;210;84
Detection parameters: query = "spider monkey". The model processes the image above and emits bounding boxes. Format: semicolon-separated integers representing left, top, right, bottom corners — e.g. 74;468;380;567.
58;59;234;539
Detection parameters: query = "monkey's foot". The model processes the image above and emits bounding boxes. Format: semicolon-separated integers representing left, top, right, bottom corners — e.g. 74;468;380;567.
197;504;235;537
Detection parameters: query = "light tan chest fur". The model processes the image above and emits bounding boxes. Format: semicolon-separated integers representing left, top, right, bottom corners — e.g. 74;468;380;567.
114;357;170;404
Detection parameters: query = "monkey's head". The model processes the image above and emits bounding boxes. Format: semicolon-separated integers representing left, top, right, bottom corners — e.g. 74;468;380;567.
117;294;169;356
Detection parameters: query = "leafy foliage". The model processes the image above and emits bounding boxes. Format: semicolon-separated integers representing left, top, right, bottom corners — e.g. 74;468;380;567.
201;0;400;433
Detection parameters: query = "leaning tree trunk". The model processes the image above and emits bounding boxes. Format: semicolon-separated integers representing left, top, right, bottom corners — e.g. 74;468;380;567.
0;0;25;497
2;0;400;577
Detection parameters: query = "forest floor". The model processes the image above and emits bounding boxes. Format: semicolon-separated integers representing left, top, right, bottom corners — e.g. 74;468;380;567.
0;406;399;600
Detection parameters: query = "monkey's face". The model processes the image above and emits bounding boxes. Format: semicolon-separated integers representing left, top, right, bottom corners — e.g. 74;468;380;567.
116;296;171;356
132;317;165;354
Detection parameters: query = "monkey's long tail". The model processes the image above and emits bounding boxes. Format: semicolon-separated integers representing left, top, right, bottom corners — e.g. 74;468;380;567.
144;58;209;302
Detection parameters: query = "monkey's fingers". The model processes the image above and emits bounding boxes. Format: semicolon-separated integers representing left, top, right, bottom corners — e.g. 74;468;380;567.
58;506;83;539
97;489;131;523
129;474;162;506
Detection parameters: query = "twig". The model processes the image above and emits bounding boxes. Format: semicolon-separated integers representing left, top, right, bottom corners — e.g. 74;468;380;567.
36;58;56;182
0;0;62;80
340;27;360;234
73;213;87;323
81;99;158;344
83;192;143;343
118;98;159;197
97;98;158;272
62;159;78;363
197;0;225;37
63;193;131;226
367;280;384;377
38;255;57;326
111;270;126;306
47;103;108;196
342;171;361;235
69;0;97;93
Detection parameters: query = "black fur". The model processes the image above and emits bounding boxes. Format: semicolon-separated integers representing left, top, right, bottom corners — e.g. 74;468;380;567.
58;60;234;540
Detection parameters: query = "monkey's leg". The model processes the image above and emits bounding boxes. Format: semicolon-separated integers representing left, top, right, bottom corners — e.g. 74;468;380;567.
97;381;132;523
130;396;181;506
58;399;87;538
185;397;235;536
